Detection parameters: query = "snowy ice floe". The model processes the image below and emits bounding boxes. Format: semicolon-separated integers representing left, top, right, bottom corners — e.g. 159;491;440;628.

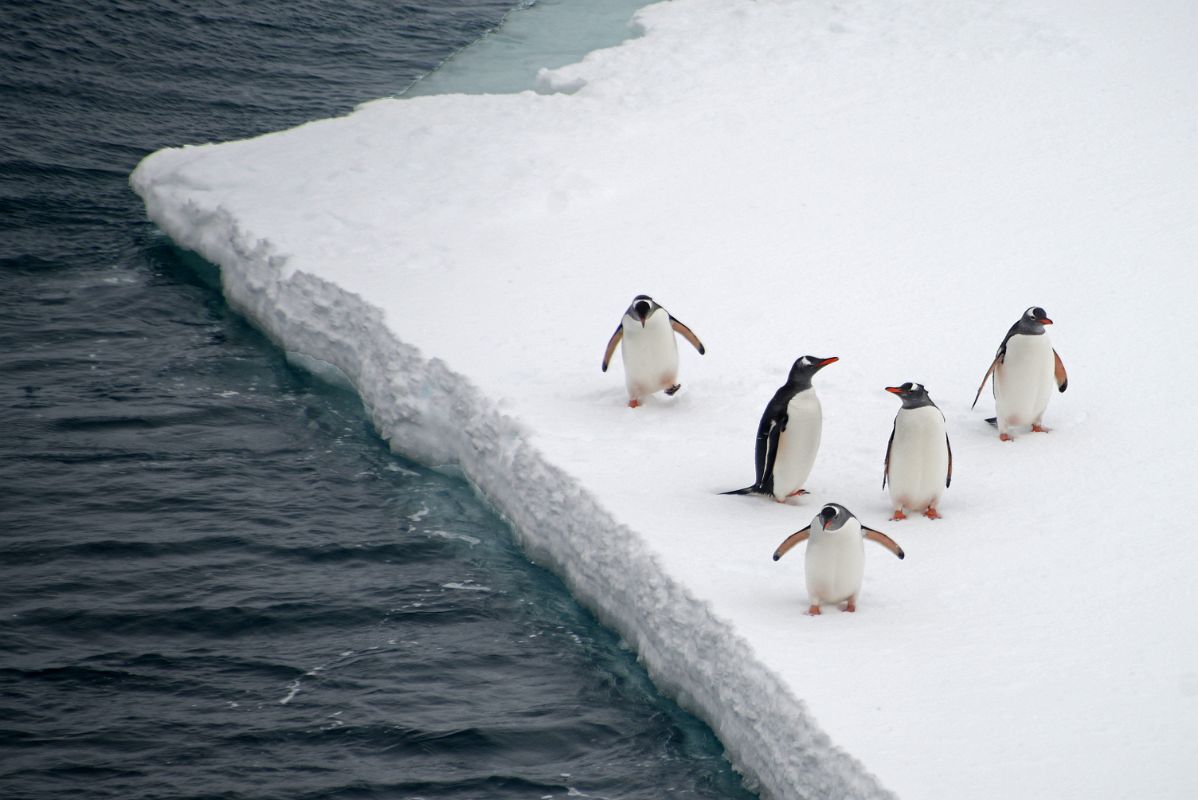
133;0;1198;797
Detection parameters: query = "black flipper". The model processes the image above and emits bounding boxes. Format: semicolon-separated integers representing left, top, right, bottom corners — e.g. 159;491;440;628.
945;433;953;488
985;417;998;427
882;419;896;490
758;415;784;497
721;417;782;496
722;412;784;497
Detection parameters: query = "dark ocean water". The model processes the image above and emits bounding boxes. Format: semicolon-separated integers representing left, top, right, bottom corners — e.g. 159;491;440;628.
0;2;756;798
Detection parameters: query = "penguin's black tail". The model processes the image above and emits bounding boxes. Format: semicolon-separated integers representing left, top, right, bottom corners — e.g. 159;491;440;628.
721;485;761;496
985;417;998;427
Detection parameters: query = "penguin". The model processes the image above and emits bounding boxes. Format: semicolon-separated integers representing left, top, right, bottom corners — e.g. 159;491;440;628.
722;355;837;501
601;295;705;408
883;382;952;521
772;503;905;615
972;306;1068;441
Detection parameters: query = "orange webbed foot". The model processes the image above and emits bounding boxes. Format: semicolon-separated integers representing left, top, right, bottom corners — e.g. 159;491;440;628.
924;507;942;520
1032;424;1050;433
891;509;907;521
808;605;822;616
628;399;640;409
844;600;857;613
999;432;1012;442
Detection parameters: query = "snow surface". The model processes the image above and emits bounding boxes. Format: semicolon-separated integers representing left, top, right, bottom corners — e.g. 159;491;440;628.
132;0;1198;797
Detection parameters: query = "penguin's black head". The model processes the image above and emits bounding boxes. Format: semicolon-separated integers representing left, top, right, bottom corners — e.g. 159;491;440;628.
818;503;848;531
630;295;656;326
1021;306;1053;329
788;355;838;384
885;382;935;409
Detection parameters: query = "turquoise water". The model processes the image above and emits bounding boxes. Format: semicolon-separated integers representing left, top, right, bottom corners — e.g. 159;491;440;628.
408;0;651;95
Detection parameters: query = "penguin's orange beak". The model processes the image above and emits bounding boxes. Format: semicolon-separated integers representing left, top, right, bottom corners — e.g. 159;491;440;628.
818;357;839;367
885;386;904;395
1038;317;1053;325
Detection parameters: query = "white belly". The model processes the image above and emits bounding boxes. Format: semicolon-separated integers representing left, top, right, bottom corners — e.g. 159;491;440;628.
888;406;948;512
995;333;1055;428
620;311;679;399
805;522;864;605
771;389;821;499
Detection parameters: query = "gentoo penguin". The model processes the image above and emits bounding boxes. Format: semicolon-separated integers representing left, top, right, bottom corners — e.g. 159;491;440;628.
972;306;1068;441
884;382;952;521
772;503;905;615
722;355;837;501
601;295;705;408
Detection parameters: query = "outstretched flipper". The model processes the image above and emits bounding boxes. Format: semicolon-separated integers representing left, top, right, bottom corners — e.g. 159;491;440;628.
669;316;706;355
971;357;998;409
772;526;812;561
1054;349;1068;392
600;324;624;372
862;526;905;559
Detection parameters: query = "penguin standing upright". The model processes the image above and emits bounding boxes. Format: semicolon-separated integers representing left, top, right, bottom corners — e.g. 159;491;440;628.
723;355;837;501
601;295;705;408
972;306;1068;440
772;503;905;615
884;382;952;520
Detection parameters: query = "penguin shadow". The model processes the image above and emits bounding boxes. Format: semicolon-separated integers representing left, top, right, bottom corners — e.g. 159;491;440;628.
717;490;815;507
957;410;1069;445
587;387;697;412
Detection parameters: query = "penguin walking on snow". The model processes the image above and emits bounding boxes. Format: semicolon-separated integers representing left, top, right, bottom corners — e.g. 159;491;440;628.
722;355;837;502
884;382;952;520
602;295;705;408
773;503;905;615
972;306;1068;440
